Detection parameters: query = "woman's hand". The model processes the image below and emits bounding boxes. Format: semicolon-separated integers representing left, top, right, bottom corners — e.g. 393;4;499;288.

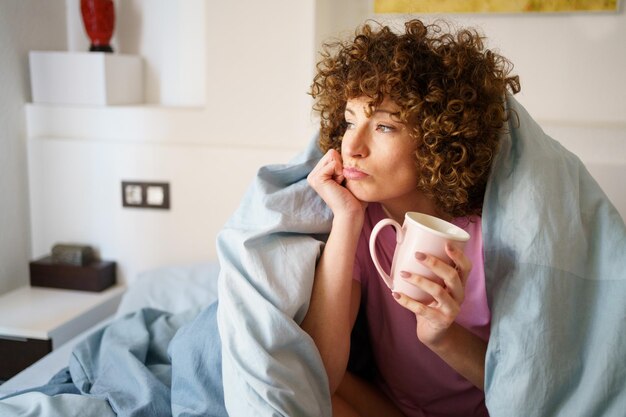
307;149;365;219
392;243;472;348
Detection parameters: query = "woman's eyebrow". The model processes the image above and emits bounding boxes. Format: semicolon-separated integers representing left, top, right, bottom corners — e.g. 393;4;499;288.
344;107;398;116
374;108;398;116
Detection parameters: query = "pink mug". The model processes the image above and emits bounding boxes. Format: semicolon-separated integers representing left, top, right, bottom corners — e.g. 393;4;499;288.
369;212;470;304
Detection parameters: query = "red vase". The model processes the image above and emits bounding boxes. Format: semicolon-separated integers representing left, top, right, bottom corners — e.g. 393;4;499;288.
80;0;115;53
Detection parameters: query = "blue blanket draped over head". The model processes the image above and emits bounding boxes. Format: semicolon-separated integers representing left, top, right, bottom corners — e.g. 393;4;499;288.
216;95;626;416
482;98;626;415
2;95;625;417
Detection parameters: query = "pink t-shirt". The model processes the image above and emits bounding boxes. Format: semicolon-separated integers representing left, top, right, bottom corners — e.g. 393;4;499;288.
353;203;491;417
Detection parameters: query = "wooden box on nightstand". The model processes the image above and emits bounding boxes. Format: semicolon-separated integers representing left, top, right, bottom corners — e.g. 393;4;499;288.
0;285;125;381
29;256;116;292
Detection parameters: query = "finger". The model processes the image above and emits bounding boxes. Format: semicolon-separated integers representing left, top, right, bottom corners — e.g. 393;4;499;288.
322;150;344;184
324;149;341;165
414;252;465;303
392;291;452;326
309;152;344;185
313;149;338;170
308;154;330;179
330;157;345;184
444;243;472;286
399;271;459;315
317;158;343;182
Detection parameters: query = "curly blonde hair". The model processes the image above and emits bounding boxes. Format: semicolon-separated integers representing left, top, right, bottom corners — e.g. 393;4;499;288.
310;19;520;218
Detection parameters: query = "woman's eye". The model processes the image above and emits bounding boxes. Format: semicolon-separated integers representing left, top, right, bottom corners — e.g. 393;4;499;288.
377;124;394;133
345;121;355;130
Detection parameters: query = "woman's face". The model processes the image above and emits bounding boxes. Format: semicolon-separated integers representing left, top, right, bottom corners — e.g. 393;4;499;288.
341;96;422;212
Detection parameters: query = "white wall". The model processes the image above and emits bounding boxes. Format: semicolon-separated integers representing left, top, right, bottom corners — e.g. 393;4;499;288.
0;0;66;294
420;13;626;125
202;0;317;147
27;138;297;283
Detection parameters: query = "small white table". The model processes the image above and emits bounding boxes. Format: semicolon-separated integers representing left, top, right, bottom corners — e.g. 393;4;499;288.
0;285;125;380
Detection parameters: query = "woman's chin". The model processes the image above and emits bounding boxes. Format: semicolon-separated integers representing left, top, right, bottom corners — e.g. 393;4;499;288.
345;183;376;203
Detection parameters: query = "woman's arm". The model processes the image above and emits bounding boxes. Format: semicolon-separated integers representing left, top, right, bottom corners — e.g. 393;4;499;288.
424;322;486;389
300;149;364;393
301;220;362;393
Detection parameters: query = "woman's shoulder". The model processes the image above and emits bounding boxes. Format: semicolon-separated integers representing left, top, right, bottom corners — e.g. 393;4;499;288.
453;215;482;233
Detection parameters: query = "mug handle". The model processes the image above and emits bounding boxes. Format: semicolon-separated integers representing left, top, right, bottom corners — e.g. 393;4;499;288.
369;218;402;291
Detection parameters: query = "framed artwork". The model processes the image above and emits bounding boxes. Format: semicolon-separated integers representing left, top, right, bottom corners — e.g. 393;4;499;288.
374;0;620;13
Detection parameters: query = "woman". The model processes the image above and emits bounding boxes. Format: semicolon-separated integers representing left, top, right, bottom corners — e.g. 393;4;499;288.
300;19;520;417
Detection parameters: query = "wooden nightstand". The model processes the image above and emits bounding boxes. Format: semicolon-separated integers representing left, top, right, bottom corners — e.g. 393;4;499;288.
0;285;125;381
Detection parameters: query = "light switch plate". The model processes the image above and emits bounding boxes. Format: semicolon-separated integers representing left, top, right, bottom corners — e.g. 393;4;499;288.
121;181;170;209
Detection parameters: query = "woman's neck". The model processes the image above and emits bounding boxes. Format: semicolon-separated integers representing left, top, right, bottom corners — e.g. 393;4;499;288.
381;195;446;223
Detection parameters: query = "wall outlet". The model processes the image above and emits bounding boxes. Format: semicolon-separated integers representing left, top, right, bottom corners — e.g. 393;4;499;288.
121;181;170;209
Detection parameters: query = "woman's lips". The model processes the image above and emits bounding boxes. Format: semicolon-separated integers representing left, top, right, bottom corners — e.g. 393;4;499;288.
343;167;369;180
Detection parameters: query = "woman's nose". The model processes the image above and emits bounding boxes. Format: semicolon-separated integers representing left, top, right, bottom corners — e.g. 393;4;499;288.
342;126;369;158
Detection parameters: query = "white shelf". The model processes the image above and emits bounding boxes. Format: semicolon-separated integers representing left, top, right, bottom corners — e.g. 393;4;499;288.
25;103;207;145
0;285;125;348
29;51;143;106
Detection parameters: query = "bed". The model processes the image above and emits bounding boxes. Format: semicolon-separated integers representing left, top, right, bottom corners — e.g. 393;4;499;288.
1;95;625;416
0;261;221;399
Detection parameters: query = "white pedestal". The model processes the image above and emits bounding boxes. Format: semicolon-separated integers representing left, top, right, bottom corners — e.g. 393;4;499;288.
29;51;143;105
0;285;125;348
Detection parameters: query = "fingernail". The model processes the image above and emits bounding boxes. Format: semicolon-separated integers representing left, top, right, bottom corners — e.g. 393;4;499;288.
415;252;426;261
392;292;401;300
400;271;411;278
